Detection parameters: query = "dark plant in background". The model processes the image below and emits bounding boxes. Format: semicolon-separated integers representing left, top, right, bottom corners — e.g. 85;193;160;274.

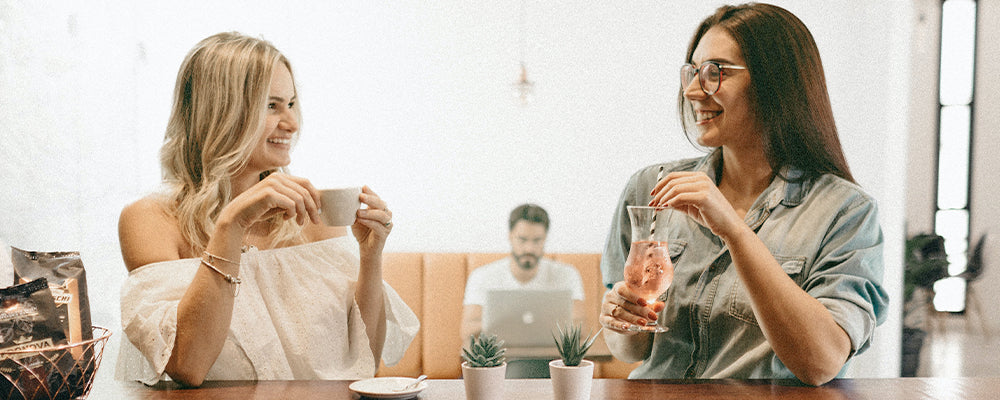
904;233;950;301
901;233;950;377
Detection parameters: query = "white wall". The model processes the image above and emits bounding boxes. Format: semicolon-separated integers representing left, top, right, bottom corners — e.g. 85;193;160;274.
968;1;1000;330
0;0;908;383
905;0;941;237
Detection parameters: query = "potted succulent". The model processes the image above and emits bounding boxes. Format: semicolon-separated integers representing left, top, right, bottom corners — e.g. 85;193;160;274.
461;333;507;400
549;322;602;400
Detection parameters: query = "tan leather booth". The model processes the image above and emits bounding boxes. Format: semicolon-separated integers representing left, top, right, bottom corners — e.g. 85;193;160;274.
376;252;640;379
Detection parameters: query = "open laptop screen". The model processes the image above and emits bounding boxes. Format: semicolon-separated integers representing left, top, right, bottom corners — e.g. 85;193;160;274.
482;289;572;347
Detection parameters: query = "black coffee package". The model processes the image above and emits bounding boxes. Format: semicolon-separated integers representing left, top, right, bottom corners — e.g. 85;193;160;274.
10;248;92;345
0;277;69;400
0;278;66;353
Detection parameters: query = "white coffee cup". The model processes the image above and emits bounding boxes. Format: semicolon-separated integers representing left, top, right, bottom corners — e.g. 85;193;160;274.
319;187;362;226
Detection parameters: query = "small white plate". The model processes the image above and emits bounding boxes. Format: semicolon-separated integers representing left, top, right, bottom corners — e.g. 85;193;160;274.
349;377;427;399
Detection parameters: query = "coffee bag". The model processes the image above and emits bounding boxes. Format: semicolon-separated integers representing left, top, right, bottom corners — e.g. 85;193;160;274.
11;248;92;346
0;278;72;399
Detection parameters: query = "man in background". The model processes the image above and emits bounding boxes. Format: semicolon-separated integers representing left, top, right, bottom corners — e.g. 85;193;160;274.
461;204;584;378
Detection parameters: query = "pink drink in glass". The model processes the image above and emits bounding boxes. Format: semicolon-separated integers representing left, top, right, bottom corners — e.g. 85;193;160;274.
623;240;673;304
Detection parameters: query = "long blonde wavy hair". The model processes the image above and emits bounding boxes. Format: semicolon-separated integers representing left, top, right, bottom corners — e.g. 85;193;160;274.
159;32;304;253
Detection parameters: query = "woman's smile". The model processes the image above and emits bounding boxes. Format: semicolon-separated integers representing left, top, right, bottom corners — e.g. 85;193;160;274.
695;109;723;124
266;136;293;150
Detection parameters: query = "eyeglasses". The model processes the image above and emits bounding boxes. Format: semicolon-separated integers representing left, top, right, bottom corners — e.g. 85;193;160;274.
680;61;747;96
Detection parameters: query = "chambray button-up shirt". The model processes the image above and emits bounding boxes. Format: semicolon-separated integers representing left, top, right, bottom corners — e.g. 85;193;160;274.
601;150;889;379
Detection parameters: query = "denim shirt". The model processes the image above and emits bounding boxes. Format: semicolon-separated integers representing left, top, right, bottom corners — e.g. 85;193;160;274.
601;150;889;380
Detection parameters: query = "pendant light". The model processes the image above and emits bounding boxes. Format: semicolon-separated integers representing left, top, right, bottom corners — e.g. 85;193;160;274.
512;0;534;104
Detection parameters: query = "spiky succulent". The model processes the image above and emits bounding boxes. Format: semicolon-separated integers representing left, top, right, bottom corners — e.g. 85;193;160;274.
462;333;507;368
552;322;602;367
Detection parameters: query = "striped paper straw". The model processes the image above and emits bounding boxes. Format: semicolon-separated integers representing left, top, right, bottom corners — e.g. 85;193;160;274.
649;165;664;240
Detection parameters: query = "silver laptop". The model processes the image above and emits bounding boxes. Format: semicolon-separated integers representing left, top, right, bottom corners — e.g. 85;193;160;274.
482;289;573;347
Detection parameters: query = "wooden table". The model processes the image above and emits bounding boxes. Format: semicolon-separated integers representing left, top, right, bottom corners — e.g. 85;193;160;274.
89;377;1000;399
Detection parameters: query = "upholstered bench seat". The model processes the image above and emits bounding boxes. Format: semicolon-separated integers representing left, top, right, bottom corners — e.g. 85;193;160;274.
376;252;639;379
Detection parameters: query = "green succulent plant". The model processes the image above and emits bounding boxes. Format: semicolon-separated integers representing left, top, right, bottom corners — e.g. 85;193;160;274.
552;322;602;367
462;333;507;368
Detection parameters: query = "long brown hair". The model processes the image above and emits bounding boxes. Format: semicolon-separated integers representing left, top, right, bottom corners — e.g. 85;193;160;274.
679;3;855;183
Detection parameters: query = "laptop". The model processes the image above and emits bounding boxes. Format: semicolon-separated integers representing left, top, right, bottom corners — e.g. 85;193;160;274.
482;289;573;347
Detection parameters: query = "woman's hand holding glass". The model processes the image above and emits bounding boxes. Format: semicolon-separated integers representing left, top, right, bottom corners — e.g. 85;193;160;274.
600;281;665;334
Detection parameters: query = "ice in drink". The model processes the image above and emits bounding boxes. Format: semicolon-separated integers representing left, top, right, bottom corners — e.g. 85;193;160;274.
624;240;673;303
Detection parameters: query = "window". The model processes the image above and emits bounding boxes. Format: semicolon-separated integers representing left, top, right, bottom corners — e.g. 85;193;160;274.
932;0;977;312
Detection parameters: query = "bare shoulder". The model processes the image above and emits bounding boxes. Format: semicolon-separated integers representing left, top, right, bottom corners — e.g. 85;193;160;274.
119;195;186;272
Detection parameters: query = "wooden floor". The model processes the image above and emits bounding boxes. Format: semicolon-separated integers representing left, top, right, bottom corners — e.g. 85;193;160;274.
918;312;999;377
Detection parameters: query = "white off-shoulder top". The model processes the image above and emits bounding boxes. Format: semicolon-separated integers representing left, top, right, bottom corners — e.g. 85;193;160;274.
116;235;419;385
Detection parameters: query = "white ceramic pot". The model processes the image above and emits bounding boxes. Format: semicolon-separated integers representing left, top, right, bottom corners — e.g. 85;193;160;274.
549;359;594;400
462;361;507;400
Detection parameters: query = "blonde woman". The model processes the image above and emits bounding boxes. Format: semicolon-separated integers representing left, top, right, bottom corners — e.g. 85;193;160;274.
116;32;418;387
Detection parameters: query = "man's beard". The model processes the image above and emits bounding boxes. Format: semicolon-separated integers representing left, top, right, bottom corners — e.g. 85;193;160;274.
513;252;540;270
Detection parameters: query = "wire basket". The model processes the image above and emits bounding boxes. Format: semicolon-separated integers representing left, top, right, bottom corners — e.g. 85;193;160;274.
0;326;111;400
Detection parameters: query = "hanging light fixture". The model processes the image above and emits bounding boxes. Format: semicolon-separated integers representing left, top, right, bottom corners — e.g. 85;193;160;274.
514;62;534;104
512;0;534;104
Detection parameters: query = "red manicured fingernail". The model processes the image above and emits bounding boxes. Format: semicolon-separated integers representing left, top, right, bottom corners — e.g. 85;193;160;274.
637;319;647;326
648;312;658;320
637;298;647;307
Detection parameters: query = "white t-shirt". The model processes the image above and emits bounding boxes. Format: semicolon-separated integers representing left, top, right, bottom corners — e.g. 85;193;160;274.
463;257;585;306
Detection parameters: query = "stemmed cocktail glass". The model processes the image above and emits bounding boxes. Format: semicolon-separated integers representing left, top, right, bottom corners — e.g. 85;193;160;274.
623;205;674;333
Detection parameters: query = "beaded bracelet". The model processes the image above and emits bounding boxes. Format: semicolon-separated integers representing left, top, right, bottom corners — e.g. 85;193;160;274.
200;257;242;297
203;251;240;266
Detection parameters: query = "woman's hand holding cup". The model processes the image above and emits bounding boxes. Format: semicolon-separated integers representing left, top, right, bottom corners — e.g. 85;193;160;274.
350;186;393;256
222;172;322;231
